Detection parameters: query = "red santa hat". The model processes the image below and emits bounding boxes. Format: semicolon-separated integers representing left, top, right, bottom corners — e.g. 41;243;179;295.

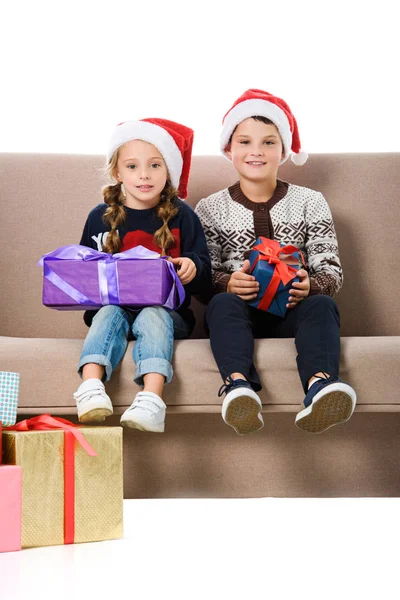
220;89;308;166
107;118;194;198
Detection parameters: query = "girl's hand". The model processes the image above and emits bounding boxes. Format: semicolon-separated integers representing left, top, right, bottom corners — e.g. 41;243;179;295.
287;269;310;309
227;260;260;301
168;257;197;285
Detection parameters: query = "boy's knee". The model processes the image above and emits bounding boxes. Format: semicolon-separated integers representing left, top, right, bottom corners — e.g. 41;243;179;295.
206;292;245;319
205;292;247;325
306;294;336;308
303;295;339;317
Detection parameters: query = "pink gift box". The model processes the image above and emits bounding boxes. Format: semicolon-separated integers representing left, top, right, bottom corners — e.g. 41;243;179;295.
0;464;22;552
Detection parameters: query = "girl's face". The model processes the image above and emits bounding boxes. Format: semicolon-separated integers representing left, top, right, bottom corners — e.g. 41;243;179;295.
116;139;168;209
225;118;284;183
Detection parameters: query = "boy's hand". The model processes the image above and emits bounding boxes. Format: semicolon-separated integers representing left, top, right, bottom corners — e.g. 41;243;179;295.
227;260;260;300
287;269;310;309
168;257;197;285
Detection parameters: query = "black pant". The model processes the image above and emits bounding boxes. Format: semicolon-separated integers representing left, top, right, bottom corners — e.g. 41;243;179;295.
205;293;340;393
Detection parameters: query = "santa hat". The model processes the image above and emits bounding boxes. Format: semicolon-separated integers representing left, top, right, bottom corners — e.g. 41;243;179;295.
107;118;194;198
220;89;308;166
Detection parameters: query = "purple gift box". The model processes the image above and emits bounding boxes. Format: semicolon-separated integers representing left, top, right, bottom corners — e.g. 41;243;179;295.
37;245;185;311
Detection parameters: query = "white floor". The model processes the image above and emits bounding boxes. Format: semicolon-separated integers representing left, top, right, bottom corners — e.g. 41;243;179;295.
0;498;399;600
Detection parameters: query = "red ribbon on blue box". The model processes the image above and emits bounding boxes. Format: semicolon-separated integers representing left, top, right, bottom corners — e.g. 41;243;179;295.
248;237;306;317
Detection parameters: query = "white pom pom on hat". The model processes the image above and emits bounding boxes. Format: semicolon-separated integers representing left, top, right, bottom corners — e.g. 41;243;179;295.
220;88;308;166
291;150;308;166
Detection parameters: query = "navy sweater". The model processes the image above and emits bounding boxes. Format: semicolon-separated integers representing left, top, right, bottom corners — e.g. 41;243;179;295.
80;198;212;329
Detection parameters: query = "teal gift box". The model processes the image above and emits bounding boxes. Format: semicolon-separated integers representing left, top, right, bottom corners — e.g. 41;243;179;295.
0;372;19;426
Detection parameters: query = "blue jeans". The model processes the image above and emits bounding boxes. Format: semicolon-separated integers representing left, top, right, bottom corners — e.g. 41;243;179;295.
78;305;192;385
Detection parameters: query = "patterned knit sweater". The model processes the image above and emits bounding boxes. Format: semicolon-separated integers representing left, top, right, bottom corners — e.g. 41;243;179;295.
195;180;343;297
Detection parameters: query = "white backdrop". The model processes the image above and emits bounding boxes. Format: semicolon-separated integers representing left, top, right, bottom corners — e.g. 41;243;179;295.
1;2;399;592
1;0;399;156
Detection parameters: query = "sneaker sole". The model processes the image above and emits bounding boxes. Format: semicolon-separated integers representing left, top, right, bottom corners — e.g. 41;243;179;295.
120;416;165;433
224;395;264;435
295;387;356;434
79;407;113;423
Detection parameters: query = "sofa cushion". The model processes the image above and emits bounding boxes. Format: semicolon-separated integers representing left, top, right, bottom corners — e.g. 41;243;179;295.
1;336;398;415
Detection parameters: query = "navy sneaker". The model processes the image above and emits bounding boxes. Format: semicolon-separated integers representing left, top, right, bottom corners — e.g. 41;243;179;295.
295;375;357;433
218;377;264;435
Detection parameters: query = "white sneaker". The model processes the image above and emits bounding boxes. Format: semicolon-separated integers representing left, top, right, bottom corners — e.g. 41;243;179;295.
73;378;113;423
219;378;264;435
120;391;166;433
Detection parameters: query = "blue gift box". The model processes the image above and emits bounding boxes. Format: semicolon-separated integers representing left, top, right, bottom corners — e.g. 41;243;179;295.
248;238;302;318
0;372;19;426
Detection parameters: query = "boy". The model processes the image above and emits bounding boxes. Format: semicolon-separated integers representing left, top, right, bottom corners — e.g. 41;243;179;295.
195;88;357;435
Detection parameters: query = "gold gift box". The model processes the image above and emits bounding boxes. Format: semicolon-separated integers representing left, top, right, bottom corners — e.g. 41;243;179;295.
2;426;123;548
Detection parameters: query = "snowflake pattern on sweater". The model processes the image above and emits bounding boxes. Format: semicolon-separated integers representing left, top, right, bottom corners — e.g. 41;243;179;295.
195;182;343;297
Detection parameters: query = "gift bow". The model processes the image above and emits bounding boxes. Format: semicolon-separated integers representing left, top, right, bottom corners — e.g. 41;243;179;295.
4;414;97;545
38;244;185;309
38;243;163;265
249;238;305;312
4;414;97;456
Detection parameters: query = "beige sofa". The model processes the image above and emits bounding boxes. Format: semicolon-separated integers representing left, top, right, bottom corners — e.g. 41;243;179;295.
1;152;400;498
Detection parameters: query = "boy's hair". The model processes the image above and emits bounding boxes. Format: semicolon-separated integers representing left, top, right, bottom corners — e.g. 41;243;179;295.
102;150;179;255
227;116;276;146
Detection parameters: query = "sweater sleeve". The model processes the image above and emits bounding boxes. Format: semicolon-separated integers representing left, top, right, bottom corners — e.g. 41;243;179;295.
304;192;343;297
178;202;212;296
195;198;231;294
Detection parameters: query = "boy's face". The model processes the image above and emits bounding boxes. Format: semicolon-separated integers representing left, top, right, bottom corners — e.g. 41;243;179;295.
226;118;284;183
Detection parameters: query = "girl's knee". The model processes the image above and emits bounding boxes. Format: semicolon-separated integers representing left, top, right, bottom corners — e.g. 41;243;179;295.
134;306;173;333
94;305;127;321
91;305;129;331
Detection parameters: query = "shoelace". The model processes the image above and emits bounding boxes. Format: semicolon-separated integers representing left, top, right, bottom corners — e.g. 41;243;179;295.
218;376;249;398
312;372;336;386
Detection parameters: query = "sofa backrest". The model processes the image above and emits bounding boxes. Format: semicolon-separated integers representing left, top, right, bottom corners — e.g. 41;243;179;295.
1;152;399;339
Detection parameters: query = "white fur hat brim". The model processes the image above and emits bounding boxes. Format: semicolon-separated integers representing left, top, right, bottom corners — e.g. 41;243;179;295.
220;98;293;164
107;121;183;189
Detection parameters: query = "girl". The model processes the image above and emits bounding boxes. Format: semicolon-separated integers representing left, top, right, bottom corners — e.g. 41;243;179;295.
195;89;357;435
73;118;211;432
